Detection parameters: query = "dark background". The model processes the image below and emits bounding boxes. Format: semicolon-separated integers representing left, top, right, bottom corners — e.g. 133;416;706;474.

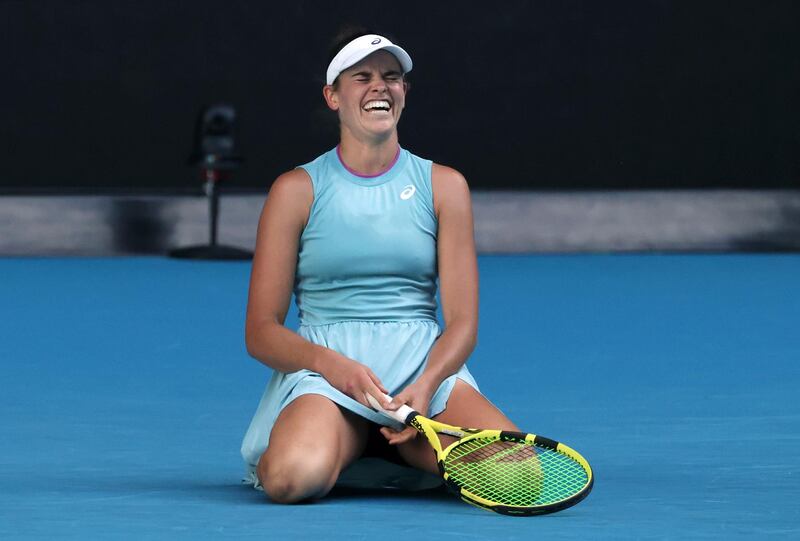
1;0;798;193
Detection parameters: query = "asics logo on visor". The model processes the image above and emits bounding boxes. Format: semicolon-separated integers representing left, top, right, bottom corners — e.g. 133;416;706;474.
371;38;381;45
400;185;416;200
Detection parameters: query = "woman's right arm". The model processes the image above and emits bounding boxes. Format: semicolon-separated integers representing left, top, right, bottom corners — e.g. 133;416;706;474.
244;169;389;407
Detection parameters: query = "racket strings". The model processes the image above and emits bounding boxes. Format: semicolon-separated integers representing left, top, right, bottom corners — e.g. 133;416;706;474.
444;437;589;507
452;440;528;463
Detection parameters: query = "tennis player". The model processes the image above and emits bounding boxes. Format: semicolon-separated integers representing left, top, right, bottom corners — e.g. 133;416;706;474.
241;28;519;503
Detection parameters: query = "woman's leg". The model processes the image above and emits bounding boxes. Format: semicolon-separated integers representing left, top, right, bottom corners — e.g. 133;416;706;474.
257;394;369;503
396;379;520;474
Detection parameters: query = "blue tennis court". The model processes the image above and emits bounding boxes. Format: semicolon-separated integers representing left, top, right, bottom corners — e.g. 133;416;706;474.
1;254;798;539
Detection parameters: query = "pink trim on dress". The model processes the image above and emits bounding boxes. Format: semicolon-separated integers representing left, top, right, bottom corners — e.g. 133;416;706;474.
336;145;401;178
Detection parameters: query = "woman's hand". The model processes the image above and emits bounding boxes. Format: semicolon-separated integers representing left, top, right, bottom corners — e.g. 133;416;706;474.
379;377;438;445
317;351;391;410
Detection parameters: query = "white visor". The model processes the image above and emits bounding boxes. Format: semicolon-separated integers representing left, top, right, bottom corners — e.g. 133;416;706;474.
326;34;413;85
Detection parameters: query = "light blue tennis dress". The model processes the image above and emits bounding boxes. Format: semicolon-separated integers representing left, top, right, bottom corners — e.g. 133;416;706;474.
240;146;479;484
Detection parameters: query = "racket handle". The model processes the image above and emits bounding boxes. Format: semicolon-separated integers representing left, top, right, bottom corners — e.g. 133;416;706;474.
365;392;417;425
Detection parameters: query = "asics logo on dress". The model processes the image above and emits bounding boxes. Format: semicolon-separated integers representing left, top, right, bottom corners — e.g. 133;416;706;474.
400;185;416;200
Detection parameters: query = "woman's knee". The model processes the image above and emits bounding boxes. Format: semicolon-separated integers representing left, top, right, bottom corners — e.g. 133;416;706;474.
257;445;341;504
438;379;519;431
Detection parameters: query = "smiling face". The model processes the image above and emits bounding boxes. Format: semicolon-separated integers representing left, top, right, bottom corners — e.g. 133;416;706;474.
323;50;408;143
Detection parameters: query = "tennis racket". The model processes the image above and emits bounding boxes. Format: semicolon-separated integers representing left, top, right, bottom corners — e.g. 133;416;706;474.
366;392;593;516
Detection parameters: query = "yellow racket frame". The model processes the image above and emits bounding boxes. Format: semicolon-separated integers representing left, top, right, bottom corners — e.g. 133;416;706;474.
368;393;594;516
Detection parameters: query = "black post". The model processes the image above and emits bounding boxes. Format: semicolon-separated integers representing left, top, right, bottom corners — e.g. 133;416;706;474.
169;103;252;261
206;168;219;247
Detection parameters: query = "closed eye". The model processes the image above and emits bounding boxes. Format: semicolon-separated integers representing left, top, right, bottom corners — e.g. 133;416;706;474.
351;71;372;82
350;70;403;83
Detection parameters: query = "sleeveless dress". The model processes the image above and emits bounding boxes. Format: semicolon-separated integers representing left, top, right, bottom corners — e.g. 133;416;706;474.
240;146;479;485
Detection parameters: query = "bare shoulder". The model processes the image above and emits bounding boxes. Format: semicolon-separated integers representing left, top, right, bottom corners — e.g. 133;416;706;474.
268;167;313;203
431;163;471;215
263;167;313;226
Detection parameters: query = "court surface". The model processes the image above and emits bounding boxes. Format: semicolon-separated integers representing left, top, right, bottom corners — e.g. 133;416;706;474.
1;255;798;539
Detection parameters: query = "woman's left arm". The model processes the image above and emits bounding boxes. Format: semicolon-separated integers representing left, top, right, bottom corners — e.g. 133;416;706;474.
381;164;479;444
419;163;479;387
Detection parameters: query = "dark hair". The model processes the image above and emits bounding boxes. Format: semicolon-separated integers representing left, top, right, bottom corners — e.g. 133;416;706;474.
326;25;407;87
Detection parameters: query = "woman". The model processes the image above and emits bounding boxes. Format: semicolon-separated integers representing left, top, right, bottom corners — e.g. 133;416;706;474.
241;29;519;504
